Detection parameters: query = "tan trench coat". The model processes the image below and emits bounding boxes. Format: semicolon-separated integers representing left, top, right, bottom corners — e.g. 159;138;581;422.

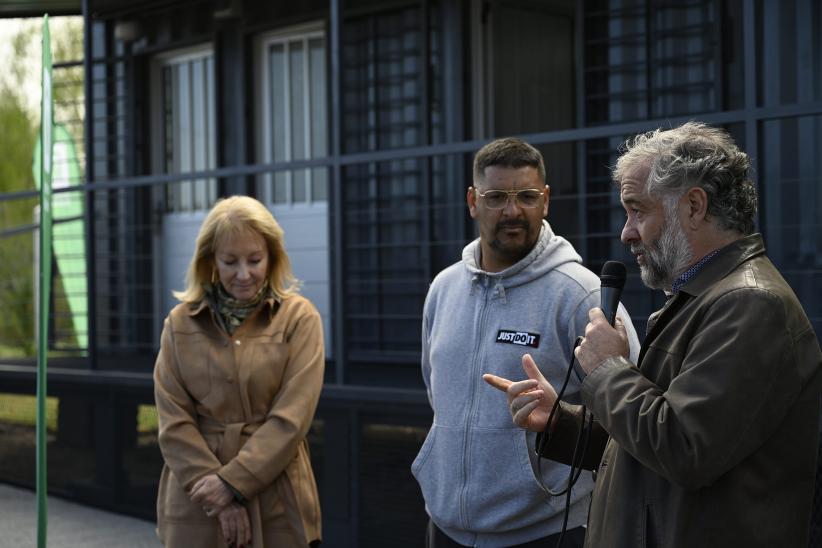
154;294;324;547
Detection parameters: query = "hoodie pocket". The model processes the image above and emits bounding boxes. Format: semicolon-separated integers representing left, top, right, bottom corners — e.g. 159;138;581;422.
411;424;466;529
463;428;555;532
411;425;438;476
413;424;556;532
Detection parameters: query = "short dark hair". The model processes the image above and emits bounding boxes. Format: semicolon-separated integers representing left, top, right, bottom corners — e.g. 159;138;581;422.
614;122;758;235
473;137;546;185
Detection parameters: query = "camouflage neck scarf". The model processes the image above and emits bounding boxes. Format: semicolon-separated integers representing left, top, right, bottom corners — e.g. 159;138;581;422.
206;282;270;335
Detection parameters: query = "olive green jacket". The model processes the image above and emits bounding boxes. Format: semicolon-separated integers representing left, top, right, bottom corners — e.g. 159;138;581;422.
544;234;822;547
154;294;324;547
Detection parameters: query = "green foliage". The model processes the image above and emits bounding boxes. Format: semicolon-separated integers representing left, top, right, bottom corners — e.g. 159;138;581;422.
0;89;37;357
8;21;37;94
0;394;58;431
52;17;83;63
0;396;157;435
52;17;84;153
0;91;36;196
138;405;160;433
0;236;35;356
0;21;38;357
0;18;84;357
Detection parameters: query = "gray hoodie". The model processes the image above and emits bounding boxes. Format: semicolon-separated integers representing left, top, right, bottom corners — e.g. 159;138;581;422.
412;220;640;547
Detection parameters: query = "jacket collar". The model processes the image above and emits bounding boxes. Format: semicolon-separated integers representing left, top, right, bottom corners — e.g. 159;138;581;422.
185;293;281;319
680;233;766;297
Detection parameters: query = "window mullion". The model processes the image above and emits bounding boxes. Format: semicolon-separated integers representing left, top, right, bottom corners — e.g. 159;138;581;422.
284;40;293;205
304;36;313;203
188;59;196;211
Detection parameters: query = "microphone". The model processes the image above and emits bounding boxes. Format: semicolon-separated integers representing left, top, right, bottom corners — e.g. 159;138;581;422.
600;261;627;326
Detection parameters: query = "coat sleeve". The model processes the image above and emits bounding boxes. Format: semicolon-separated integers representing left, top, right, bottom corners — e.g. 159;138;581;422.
536;402;610;470
565;289;598;384
154;317;223;491
217;302;325;499
582;287;806;488
535;290;641;469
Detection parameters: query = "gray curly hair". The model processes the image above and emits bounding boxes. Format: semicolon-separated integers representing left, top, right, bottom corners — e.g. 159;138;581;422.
613;122;758;235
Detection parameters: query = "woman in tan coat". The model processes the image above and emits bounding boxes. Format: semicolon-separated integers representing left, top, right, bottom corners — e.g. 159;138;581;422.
154;196;323;548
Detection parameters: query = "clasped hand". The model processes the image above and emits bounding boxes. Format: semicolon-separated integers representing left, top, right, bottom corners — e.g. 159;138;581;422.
190;474;251;547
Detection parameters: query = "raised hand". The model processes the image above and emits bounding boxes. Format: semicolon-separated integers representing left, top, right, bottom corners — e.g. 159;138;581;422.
483;353;559;432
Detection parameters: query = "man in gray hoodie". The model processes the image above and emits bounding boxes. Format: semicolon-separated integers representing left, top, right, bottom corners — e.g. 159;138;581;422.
412;137;640;547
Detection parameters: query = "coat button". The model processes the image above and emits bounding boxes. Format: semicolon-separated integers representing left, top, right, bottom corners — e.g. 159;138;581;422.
234;340;241;346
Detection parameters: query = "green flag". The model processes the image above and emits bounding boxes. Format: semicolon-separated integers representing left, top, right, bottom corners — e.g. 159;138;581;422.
34;124;87;351
37;14;53;548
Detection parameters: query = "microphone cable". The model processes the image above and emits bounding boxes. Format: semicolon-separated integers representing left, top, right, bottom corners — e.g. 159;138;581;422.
537;261;624;547
533;336;594;548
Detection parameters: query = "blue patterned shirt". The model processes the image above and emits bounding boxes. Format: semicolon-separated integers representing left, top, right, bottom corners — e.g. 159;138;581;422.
671;249;721;294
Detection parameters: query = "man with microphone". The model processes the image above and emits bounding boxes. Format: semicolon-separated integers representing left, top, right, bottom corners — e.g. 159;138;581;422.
413;137;640;547
486;122;822;547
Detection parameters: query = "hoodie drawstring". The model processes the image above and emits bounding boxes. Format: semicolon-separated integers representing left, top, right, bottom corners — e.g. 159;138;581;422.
470;274;507;304
470;274;480;296
495;279;507;304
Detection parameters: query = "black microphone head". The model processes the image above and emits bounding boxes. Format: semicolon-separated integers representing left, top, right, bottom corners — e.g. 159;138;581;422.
600;261;627;289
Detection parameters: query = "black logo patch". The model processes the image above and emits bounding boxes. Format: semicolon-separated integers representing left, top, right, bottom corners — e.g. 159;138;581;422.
496;329;540;348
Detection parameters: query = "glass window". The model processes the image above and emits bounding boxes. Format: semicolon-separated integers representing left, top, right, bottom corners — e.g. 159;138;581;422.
158;49;217;213
758;0;822;107
474;1;575;136
256;24;332;359
761;116;822;266
342;5;442;153
583;0;734;124
259;28;328;205
760;115;822;338
310;38;328;201
339;5;449;363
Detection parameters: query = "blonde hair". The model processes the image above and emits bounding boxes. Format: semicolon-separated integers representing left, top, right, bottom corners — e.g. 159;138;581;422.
173;195;300;303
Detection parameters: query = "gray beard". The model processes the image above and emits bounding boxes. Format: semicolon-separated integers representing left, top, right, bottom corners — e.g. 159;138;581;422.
633;215;693;292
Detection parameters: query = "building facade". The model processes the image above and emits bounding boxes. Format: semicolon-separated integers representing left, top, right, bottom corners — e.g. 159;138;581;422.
1;1;821;547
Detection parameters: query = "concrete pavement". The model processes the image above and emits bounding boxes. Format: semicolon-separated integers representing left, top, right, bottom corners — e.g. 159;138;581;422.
0;483;160;547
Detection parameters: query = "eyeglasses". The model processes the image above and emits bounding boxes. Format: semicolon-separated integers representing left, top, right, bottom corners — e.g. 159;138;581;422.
473;188;544;210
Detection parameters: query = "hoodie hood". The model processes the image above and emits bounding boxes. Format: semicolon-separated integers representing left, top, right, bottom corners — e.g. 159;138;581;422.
462;220;583;293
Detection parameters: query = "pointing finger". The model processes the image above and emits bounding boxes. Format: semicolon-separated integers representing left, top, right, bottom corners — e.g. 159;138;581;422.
483;373;512;392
